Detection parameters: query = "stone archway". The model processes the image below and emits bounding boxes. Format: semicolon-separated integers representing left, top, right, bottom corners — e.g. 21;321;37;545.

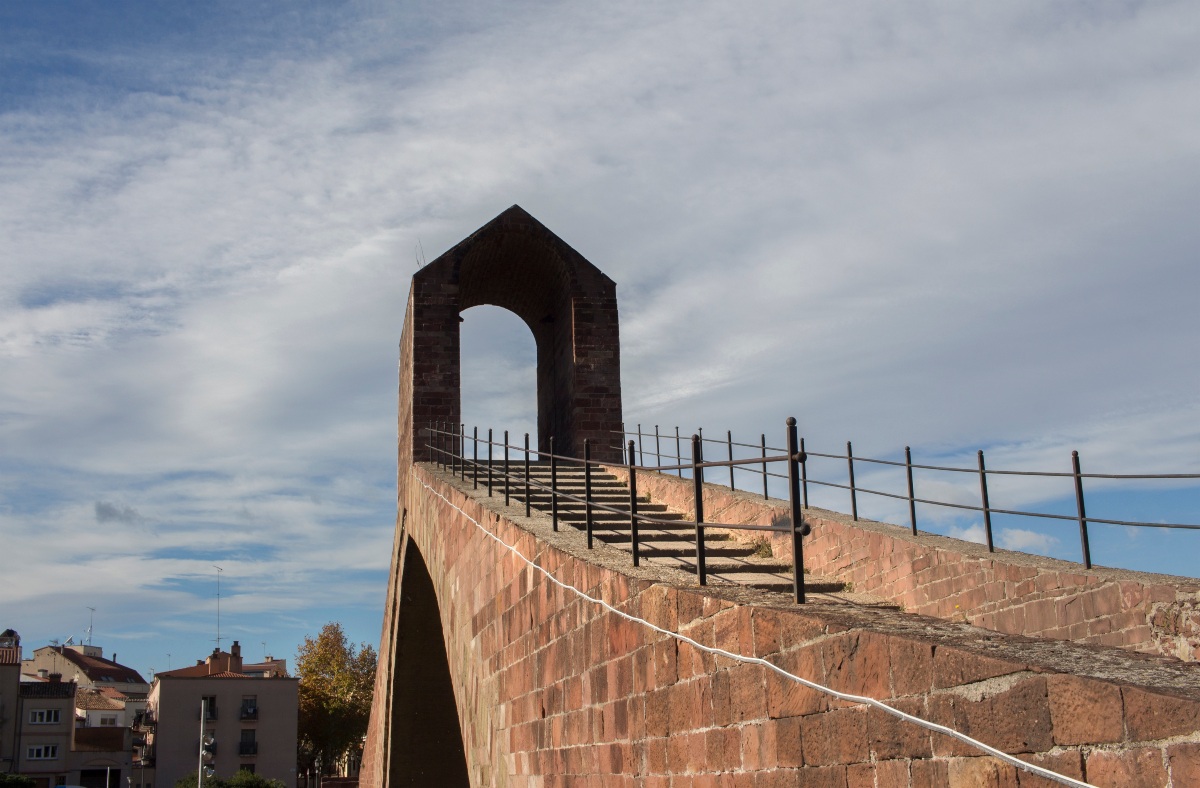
398;205;624;465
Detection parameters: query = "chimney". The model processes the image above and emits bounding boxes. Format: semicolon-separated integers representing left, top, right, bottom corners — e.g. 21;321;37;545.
38;669;48;678
230;641;242;673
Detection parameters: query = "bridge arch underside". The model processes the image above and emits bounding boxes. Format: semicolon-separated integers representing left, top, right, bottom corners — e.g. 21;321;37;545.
368;466;1200;787
404;206;623;464
386;536;470;787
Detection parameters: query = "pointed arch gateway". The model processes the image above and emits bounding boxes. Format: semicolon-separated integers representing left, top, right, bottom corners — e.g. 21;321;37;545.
372;207;626;785
399;205;624;466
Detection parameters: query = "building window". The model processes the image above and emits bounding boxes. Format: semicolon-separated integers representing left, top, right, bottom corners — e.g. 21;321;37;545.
27;744;60;760
240;696;258;720
239;729;257;756
202;695;218;720
29;709;61;724
100;715;118;726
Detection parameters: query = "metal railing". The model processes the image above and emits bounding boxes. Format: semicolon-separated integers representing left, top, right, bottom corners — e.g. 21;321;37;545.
620;423;1200;570
425;420;814;603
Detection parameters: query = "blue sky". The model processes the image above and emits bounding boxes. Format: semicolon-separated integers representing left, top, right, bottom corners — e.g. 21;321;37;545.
2;1;1198;680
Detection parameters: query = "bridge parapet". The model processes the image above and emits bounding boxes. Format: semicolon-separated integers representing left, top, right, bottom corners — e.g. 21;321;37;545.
363;462;1200;786
608;464;1200;663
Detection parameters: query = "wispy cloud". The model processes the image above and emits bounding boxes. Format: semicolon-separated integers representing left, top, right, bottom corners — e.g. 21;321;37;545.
2;0;1198;675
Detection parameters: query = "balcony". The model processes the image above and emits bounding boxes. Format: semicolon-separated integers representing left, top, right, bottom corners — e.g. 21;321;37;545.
239;707;258;721
238;742;258;756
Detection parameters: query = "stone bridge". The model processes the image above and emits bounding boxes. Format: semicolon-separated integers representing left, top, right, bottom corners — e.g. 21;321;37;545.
360;207;1200;787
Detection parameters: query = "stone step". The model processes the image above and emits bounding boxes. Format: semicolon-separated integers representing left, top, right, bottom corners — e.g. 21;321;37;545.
434;459;839;595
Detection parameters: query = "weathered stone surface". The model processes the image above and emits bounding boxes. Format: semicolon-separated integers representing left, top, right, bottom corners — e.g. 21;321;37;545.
362;465;1200;786
612;466;1200;663
364;209;1200;787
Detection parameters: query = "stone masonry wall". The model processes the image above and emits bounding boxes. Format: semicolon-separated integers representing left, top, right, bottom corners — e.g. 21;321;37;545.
363;463;1200;787
604;466;1200;663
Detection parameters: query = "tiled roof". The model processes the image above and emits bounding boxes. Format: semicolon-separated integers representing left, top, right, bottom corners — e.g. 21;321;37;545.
0;646;20;665
21;681;76;699
97;686;128;701
55;648;147;684
154;663;211;679
76;688;125;711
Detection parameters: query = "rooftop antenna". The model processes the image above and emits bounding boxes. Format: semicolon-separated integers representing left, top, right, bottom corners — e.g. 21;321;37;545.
167;653;172;671
86;607;96;646
213;566;224;650
261;642;267;660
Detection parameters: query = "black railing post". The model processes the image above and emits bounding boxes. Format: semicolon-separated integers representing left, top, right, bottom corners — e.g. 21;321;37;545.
472;427;479;489
520;429;530;515
435;421;442;468
675;427;683;478
847;441;858;521
786;417;807;604
584;439;594;549
761;434;769;500
637;424;644;466
978;450;994;552
459;423;466;481
655;425;661;468
487;428;493;497
728;430;735;490
1073;451;1092;569
800;437;808;508
503;430;510;507
550;436;558;532
905;446;917;535
628;440;640;567
692;433;707;586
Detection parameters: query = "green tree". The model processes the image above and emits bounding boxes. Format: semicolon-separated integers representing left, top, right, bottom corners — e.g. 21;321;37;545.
174;770;283;788
173;775;223;788
226;770;285;788
295;622;377;776
0;774;36;788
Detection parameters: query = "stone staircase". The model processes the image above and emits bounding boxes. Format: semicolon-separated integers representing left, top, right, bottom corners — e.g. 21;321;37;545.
478;461;810;594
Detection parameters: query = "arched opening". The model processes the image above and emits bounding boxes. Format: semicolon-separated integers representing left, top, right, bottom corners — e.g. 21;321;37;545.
459;305;537;446
401;205;623;465
387;539;469;786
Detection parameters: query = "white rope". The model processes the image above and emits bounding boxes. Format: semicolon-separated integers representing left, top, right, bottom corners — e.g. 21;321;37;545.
415;473;1095;787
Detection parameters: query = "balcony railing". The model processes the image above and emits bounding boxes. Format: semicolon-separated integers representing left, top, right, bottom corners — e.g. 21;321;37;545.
239;742;258;756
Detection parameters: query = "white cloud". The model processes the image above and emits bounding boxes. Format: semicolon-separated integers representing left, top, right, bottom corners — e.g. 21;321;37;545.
998;528;1060;554
2;0;1199;675
945;523;988;546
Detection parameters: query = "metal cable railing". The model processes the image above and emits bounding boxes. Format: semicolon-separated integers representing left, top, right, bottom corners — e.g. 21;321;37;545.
620;423;1200;570
424;419;813;603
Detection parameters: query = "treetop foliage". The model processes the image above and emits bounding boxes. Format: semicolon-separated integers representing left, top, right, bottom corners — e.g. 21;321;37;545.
295;621;377;772
173;770;284;788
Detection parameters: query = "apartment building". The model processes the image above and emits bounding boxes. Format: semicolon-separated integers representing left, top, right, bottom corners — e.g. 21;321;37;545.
143;642;297;788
